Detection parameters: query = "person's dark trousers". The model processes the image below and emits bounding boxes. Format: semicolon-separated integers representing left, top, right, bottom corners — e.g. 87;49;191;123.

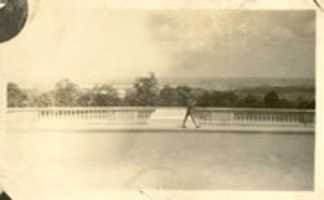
0;192;12;200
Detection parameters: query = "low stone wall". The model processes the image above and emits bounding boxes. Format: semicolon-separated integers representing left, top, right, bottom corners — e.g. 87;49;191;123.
195;108;314;127
6;107;315;128
6;107;156;124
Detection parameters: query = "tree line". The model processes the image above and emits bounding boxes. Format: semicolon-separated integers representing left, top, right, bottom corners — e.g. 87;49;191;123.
7;73;315;109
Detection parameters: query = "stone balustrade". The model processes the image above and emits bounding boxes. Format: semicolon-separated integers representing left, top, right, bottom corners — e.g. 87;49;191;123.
195;108;315;127
6;107;156;124
6;107;315;128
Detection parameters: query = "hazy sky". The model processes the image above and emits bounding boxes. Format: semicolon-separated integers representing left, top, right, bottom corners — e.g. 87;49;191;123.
0;1;315;88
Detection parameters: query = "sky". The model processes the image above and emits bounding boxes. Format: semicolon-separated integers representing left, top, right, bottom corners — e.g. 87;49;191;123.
0;0;315;88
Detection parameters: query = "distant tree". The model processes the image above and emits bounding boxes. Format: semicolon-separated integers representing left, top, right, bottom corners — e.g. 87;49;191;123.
7;82;28;107
159;85;182;106
175;86;192;106
190;88;206;102
197;91;211;106
127;72;160;106
206;91;239;107
264;91;280;108
123;88;137;106
91;84;120;106
77;90;94;106
53;78;79;106
277;98;294;108
220;91;239;107
209;90;229;107
209;91;222;106
35;92;55;107
237;94;260;108
295;97;315;109
308;99;315;109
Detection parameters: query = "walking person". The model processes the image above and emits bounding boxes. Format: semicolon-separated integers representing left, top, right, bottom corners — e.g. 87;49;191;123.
181;96;200;128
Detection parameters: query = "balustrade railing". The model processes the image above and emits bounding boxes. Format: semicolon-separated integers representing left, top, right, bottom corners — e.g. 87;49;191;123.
6;107;155;124
6;107;315;128
195;108;315;127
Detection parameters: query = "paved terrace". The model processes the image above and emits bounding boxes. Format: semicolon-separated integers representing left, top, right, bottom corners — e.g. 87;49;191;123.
1;107;315;200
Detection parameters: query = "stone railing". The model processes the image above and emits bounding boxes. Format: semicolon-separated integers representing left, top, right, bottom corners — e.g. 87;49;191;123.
6;107;315;128
195;108;315;127
6;107;156;124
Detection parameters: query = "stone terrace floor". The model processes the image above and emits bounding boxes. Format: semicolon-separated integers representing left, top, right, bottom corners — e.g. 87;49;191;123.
2;121;315;200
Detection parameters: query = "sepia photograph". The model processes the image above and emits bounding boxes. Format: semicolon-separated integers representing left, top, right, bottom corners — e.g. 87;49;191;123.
0;0;320;199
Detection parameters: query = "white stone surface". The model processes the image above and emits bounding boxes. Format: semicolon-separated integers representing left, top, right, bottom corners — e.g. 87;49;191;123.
2;128;315;199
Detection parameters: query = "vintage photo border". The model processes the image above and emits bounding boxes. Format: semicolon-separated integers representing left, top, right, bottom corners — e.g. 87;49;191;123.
1;0;323;199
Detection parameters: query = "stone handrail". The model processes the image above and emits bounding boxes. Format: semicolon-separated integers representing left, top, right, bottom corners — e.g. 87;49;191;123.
6;107;315;127
195;107;315;127
6;107;156;123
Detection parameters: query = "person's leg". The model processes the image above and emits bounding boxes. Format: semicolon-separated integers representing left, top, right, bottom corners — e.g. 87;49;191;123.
0;192;12;200
190;113;200;128
182;112;189;128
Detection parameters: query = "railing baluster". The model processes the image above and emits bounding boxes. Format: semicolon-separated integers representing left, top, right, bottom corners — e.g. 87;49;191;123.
6;107;314;128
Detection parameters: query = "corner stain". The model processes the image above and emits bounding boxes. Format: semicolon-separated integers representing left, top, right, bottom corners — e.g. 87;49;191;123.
0;0;28;43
